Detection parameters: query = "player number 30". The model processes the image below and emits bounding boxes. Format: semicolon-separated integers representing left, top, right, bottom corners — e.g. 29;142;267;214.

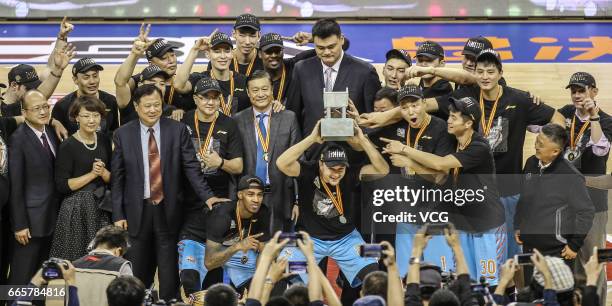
479;259;497;276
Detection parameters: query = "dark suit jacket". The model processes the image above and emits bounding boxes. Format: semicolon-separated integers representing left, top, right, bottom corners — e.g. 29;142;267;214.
8;124;60;237
111;117;214;236
234;108;301;221
286;53;381;136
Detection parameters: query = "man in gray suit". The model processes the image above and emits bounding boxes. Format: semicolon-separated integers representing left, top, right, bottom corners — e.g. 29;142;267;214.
234;70;301;232
286;18;381;138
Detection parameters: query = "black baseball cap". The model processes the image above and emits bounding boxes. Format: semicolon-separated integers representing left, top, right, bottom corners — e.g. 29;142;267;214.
238;175;265;191
194;78;222;96
146;38;177;61
139;65;170;82
320;144;349;168
385;49;412;67
419;263;442;289
234;14;260;31
210;32;233;49
462;36;493;57
259;33;284;51
476;48;502;69
449;96;481;123
397;84;423;102
8;64;41;90
72;58;104;76
566;72;596;89
416;41;444;59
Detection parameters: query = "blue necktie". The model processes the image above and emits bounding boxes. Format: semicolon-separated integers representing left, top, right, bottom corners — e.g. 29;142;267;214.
256;113;268;184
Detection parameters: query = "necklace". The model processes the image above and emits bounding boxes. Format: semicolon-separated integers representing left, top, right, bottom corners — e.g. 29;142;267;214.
76;130;98;151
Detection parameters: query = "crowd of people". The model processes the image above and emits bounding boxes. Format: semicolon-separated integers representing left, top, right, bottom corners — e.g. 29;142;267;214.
0;13;610;306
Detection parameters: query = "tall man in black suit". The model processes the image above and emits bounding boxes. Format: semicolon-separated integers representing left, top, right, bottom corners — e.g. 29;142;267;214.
234;70;301;232
111;84;224;300
8;90;60;285
286;18;381;137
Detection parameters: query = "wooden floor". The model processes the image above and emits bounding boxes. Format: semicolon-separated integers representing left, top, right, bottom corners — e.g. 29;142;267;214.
3;62;608;170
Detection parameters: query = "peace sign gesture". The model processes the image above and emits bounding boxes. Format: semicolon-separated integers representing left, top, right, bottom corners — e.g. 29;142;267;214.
192;28;219;52
132;23;152;55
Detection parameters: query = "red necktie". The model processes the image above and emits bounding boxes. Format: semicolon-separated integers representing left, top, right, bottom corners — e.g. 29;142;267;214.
148;128;164;204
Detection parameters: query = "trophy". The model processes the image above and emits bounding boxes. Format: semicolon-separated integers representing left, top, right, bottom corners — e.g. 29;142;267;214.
321;88;354;141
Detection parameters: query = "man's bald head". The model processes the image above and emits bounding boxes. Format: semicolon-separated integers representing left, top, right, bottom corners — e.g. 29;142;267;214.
22;89;45;109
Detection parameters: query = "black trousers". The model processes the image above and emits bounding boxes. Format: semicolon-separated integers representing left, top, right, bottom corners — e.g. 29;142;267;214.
125;201;179;301
8;236;52;285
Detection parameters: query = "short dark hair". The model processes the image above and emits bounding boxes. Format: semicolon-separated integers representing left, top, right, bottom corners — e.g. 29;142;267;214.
362;271;387;299
265;296;292;306
476;58;502;73
541;123;567;149
283;284;309;306
132;84;163;105
375;87;399;106
204;284;238;306
448;104;477;130
68;95;107;122
246;70;272;87
312;18;342;40
106;276;146;306
429;289;460;306
92;225;129;251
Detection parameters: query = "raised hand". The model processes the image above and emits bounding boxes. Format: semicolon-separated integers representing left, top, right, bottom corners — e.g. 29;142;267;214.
53;43;76;71
58;16;74;40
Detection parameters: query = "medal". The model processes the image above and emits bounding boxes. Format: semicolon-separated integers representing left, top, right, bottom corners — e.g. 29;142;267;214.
567;115;590;162
255;113;271;163
235;204;254;266
320;177;345;224
452;132;474;185
407;115;431;148
194;112;218;159
479;86;502;137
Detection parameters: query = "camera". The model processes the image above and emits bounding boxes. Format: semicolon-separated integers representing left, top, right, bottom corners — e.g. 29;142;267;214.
359;244;387;258
287;261;308;273
279;232;303;247
41;258;69;281
597;248;612;262
144;288;186;305
426;223;449;236
514;253;534;265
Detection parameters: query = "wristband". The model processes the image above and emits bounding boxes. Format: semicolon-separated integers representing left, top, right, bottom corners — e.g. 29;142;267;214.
219;158;225;169
590;117;600;122
50;70;63;78
57;36;67;41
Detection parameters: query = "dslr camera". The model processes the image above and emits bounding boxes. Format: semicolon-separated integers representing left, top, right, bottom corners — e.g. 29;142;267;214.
41;258;69;281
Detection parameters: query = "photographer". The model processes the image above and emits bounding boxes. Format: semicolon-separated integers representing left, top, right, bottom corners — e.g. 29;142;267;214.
493;250;560;306
404;224;475;306
106;276;145;306
12;259;79;306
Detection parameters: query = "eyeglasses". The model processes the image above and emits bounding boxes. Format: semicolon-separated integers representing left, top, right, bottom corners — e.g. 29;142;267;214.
24;104;50;112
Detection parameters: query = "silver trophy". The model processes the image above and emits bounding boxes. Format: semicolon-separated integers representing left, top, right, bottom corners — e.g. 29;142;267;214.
321;88;354;141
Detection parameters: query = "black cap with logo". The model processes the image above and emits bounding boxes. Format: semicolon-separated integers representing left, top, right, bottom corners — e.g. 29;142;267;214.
385;49;412;67
238;175;265;191
416;41;444;59
139;65;170;82
194;78;222;96
397;84;423;102
476;48;502;69
146;38;177;61
234;14;260;31
8;64;41;90
566;72;596;89
72;58;104;76
320;144;349;168
449;96;481;123
210;32;234;49
462;36;493;57
259;33;284;51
